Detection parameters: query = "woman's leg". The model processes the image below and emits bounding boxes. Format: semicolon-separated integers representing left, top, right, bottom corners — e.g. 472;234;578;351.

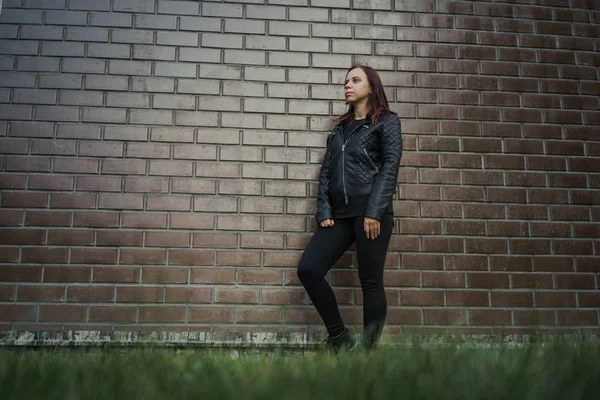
353;214;394;349
297;218;355;337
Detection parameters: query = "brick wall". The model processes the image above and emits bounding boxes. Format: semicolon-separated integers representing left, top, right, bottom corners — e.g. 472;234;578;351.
0;0;598;339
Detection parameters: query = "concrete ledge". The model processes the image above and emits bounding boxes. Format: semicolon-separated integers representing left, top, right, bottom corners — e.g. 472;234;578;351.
1;330;597;351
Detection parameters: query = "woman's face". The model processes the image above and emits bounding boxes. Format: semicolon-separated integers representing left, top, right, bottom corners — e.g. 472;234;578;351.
344;68;371;105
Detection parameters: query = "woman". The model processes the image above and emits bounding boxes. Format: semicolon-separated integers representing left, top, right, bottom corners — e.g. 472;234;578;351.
297;64;402;353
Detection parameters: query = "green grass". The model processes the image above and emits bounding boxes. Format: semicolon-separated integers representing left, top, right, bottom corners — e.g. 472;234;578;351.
1;339;599;400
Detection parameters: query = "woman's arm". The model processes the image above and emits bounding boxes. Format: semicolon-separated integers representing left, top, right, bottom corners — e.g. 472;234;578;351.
364;114;402;221
315;134;335;224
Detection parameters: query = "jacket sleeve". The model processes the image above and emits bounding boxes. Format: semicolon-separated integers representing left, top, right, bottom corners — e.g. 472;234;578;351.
315;133;335;224
364;114;402;221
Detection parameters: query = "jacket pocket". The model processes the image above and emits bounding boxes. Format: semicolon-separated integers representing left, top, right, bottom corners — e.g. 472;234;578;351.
363;148;378;174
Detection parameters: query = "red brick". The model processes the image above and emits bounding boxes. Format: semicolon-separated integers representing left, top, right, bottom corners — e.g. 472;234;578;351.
43;266;91;283
553;240;594;255
487;188;527;204
510;239;551;255
530;222;570;238
76;176;123;193
446;255;488;271
145;231;190;247
192;232;237;248
17;285;65;302
0;229;45;245
101;159;146;175
470;309;511;326
401;254;443;270
47;229;94;246
423;308;467;325
142;267;188;284
147;195;191;211
236;307;282;323
124;177;169;193
0;248;20;263
139;306;186;322
557;310;598;326
0;304;37;321
5;156;51;172
419;169;460;184
89;306;136;322
116;286;163;303
467;273;510;289
386;307;422;325
28;175;74;191
551;206;590;222
2;192;48;208
98;194;144;210
490;255;532;272
446;290;489;306
579;292;600;307
189;306;235;323
263;251;302;267
401;290;444;306
507;205;548;220
39;305;86;322
238;269;283;285
421;237;464;253
466;238;508;254
465;204;505;219
171;178;216;194
165;287;211;303
444;221;486;236
533;256;574;272
484;155;524;171
71;248;117;264
96;230;143;246
67;285;114;302
529;189;569;205
439;120;480;136
240;233;284;249
169;249;214;266
535;291;577;307
284;307;325;324
549;173;587;188
420;203;462;218
190;267;236;284
514;310;555;326
73;211;119;227
489;221;529;237
423;271;465;288
0;285;15;301
122;212;168;228
442;186;484;201
216;251;261;266
399;185;440;201
577;257;600;272
512;273;553;289
262;289;305;305
50;193;96;209
215;288;259;304
119;249;166;265
93;266;140;283
21;247;68;263
0;175;27;190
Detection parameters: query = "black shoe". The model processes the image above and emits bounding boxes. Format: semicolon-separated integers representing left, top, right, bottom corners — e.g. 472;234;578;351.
323;329;358;354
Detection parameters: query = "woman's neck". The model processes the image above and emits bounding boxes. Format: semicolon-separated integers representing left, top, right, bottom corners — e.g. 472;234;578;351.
353;100;368;120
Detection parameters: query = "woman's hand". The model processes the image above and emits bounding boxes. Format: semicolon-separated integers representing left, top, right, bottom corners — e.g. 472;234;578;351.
319;219;335;228
364;217;380;239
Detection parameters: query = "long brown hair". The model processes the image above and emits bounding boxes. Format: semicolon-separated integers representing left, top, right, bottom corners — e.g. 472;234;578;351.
333;64;391;127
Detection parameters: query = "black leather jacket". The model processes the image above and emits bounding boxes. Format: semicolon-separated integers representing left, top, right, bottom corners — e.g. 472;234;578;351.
316;112;402;223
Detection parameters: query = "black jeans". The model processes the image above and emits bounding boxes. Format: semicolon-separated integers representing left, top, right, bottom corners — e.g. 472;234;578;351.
297;214;394;349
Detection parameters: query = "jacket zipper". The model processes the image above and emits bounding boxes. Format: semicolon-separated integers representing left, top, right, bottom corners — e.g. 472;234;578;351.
363;148;378;174
341;122;367;204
